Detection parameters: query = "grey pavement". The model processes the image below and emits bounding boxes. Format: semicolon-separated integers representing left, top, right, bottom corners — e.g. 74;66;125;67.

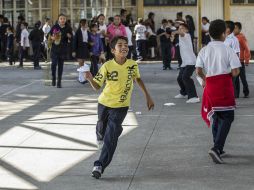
0;61;254;190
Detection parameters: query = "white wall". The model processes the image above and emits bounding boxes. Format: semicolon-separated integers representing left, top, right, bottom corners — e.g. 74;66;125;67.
144;6;197;33
231;6;254;50
202;0;223;20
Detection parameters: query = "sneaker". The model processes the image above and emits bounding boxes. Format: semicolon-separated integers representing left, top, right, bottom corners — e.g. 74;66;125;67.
97;140;104;150
186;97;200;103
220;150;226;157
175;94;187;99
92;166;102;179
208;148;224;164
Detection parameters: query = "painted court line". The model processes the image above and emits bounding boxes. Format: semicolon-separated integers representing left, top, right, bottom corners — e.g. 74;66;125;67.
0;81;37;98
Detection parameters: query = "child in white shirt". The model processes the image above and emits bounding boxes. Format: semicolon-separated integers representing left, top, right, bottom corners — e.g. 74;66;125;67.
134;18;147;61
174;23;199;103
18;22;30;68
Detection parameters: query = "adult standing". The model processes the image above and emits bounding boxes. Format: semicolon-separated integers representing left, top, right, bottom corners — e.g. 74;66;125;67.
201;17;211;46
145;12;155;33
29;22;44;69
48;14;73;88
72;19;90;84
185;15;195;44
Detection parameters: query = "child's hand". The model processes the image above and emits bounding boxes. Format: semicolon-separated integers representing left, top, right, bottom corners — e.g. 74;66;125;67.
67;33;72;38
147;96;154;111
85;71;93;81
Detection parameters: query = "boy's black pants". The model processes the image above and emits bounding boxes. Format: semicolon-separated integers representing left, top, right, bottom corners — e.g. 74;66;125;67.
234;62;249;98
90;55;99;77
94;103;128;171
177;65;197;99
32;42;41;68
161;42;171;69
212;110;234;152
19;46;28;66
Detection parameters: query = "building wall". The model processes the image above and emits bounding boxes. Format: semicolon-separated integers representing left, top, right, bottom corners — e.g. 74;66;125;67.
202;0;223;20
144;6;197;32
230;6;254;50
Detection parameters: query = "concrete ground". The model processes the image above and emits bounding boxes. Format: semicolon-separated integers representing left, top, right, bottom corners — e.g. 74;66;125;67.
0;61;254;190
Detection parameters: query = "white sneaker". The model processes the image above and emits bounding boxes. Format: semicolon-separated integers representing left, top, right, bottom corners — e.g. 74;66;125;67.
174;94;186;99
186;97;200;103
92;166;102;179
97;140;104;150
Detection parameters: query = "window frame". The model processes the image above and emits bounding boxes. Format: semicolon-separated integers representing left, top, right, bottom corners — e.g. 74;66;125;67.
231;0;254;5
144;0;197;6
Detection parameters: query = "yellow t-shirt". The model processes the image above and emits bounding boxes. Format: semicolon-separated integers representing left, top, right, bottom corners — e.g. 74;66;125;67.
93;59;141;108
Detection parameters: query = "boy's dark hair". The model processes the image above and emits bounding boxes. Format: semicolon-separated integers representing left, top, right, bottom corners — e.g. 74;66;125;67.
110;36;128;49
209;19;226;40
138;18;143;24
22;22;28;28
180;23;189;30
80;19;87;25
114;15;121;19
202;17;209;23
7;26;14;32
234;22;242;30
108;17;114;22
148;12;155;19
120;9;127;16
45;17;50;22
97;14;105;20
90;23;98;30
58;13;66;18
162;19;168;24
18;15;25;21
3;17;8;23
225;20;235;33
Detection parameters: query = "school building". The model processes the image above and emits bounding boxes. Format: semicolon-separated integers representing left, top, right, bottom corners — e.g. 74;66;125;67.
0;0;254;50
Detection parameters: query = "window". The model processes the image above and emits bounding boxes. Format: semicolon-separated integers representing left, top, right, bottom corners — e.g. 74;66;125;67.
0;0;52;27
59;0;137;29
144;0;197;6
231;0;254;4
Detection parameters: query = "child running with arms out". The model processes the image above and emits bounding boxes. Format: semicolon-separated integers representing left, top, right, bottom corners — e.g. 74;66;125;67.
85;36;154;179
196;20;241;164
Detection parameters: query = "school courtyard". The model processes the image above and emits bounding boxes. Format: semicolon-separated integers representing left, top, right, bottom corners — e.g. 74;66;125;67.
0;61;254;190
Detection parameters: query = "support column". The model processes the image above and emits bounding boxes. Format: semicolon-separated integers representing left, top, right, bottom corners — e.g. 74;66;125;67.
197;0;202;52
52;0;60;23
224;0;231;20
137;0;144;18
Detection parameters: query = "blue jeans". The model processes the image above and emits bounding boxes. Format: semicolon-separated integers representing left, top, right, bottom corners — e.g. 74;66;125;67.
94;103;128;171
136;40;146;60
212;110;234;152
51;54;64;80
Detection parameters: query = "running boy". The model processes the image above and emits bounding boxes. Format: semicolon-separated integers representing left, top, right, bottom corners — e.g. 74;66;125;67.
85;36;154;179
234;22;250;98
174;23;199;103
196;19;241;164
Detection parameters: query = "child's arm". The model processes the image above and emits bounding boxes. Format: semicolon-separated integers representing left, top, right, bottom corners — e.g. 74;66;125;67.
135;78;154;110
172;30;185;37
85;72;101;91
196;67;206;87
231;68;240;77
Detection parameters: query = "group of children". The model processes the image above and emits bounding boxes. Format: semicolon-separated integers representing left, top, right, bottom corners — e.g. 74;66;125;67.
80;15;251;178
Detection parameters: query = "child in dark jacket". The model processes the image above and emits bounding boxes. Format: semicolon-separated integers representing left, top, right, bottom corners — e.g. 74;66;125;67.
89;23;104;77
6;26;14;65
